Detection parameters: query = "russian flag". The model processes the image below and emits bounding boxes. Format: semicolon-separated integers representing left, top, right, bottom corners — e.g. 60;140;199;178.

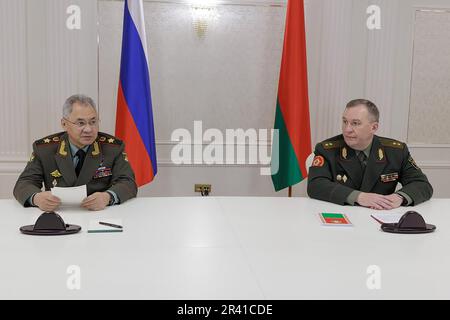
115;0;157;187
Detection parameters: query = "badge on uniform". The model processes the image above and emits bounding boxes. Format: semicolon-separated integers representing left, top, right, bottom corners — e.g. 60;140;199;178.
93;166;112;179
341;147;348;160
408;156;419;170
50;170;62;178
377;148;384;161
312;155;325;167
380;172;399;183
336;174;348;183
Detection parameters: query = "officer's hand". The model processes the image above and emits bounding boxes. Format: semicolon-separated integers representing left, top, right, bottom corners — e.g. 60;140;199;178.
356;192;396;210
34;191;61;212
384;193;404;209
81;192;110;211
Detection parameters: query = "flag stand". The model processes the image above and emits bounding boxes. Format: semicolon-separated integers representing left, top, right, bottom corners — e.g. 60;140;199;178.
288;186;292;198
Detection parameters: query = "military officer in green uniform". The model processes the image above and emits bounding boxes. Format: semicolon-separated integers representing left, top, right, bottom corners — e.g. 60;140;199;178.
14;94;137;211
307;99;432;210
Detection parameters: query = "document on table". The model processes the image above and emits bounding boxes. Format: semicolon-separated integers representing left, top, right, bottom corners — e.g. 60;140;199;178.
51;185;87;206
371;213;403;224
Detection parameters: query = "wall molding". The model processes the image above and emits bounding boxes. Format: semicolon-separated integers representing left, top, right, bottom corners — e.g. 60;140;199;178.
409;144;450;148
419;162;450;169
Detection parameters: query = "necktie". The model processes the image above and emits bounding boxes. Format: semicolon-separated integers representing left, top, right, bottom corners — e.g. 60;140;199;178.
75;149;86;177
358;151;367;171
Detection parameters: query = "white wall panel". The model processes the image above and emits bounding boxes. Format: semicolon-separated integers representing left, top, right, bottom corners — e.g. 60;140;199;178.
0;0;28;161
408;9;450;144
311;0;353;144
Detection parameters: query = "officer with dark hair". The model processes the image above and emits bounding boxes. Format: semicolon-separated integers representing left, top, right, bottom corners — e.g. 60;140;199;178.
307;99;433;210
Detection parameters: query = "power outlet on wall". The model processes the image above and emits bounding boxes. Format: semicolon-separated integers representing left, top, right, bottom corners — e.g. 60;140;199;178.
195;184;211;196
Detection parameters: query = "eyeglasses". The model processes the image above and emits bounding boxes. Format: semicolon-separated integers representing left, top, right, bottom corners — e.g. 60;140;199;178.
64;117;100;129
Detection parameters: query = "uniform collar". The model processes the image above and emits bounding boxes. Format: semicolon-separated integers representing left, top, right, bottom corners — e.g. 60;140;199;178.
355;141;373;158
68;140;89;158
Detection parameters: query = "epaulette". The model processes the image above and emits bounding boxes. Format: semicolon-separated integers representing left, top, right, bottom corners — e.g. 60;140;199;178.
35;132;65;146
379;137;404;149
97;132;122;146
321;139;343;150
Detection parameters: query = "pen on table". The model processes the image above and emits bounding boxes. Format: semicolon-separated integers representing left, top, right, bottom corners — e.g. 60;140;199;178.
99;221;123;229
370;215;383;224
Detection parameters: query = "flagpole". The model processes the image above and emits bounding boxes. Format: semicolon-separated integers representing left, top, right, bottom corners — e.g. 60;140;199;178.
288;186;292;197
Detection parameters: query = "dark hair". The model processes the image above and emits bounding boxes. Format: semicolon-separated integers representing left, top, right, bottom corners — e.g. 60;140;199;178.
345;99;379;122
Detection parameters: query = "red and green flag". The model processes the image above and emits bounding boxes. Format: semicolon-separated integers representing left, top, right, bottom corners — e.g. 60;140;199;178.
271;0;312;192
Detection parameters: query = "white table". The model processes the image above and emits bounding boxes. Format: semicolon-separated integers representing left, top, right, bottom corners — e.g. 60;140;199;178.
0;197;448;299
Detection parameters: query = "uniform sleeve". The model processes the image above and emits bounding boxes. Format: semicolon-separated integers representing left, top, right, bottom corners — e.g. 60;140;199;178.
107;142;138;203
346;190;361;206
307;143;355;205
397;145;433;205
13;143;45;207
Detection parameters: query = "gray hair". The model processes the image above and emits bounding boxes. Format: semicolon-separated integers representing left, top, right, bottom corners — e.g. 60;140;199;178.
345;99;380;122
62;94;97;118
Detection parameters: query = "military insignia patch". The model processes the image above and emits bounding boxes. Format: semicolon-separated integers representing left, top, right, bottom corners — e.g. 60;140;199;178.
380;172;399;183
336;174;342;182
409;156;419;170
342;175;348;183
29;152;35;163
92;141;100;156
312;155;325;167
59;140;68;156
123;152;128;162
322;140;342;149
50;170;62;178
37;134;62;146
378;148;384;161
380;138;404;149
93;166;112;179
341;147;348;160
98;135;121;146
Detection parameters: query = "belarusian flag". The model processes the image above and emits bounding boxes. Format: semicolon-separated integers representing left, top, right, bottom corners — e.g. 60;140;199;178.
271;0;311;192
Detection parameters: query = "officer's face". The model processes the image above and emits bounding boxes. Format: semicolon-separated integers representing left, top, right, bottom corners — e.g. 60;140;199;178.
342;105;378;150
61;103;99;148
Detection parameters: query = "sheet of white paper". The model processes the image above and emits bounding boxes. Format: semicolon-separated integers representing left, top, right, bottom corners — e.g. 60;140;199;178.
51;185;87;206
371;213;403;224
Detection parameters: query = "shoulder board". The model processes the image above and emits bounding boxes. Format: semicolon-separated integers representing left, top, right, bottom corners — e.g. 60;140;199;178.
321;140;343;150
379;138;405;149
97;133;122;146
35;132;64;146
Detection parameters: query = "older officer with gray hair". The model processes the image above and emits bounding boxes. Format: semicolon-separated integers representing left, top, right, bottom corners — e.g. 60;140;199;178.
14;94;137;211
307;99;433;210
